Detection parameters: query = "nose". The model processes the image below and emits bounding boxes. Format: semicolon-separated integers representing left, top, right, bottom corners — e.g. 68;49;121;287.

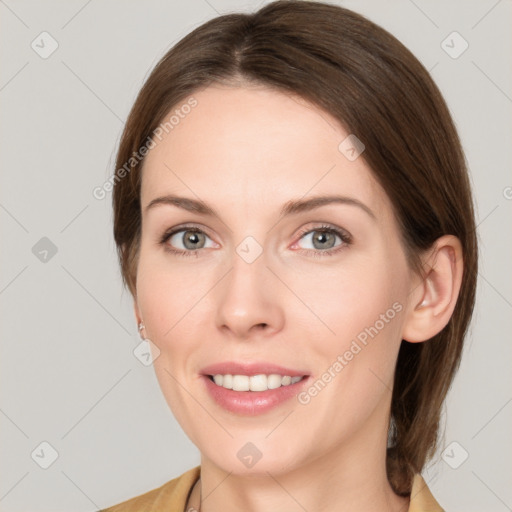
215;247;285;341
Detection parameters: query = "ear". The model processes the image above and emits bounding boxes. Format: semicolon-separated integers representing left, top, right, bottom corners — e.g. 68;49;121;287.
402;235;464;343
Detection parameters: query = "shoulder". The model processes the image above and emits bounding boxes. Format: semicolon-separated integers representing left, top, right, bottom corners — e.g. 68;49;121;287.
99;465;200;512
409;474;445;512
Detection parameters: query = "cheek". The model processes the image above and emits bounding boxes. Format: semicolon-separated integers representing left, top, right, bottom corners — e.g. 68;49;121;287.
135;253;194;391
298;251;408;405
135;247;199;341
135;256;203;435
297;254;404;347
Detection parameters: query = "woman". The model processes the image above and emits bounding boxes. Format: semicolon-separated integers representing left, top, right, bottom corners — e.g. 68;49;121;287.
101;1;477;510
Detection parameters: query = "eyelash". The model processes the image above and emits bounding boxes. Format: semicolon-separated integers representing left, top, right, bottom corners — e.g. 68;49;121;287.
159;223;352;258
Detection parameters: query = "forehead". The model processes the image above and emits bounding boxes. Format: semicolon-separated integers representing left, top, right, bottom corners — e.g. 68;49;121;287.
140;85;391;221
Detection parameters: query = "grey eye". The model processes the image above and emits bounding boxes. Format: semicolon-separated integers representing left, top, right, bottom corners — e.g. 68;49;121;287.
298;229;341;250
168;230;213;251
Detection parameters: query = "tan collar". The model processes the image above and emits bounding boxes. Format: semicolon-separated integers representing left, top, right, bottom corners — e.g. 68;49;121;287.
408;474;444;511
186;470;443;511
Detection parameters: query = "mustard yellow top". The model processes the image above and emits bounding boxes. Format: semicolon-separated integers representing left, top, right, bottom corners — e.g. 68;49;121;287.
99;466;444;512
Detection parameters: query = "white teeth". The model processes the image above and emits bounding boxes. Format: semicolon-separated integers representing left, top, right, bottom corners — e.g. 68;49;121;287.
267;374;282;389
222;374;233;389
249;374;267;392
281;376;292;386
232;375;250;391
211;373;304;391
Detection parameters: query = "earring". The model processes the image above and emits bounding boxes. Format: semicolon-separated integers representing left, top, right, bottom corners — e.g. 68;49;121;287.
138;322;146;340
136;321;161;364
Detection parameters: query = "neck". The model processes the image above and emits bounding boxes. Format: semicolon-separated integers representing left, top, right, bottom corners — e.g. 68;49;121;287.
191;417;410;512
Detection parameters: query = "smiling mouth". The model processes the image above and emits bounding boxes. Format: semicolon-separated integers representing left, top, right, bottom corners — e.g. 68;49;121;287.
207;374;306;392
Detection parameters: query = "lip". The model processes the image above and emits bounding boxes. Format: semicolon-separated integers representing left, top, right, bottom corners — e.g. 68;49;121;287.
201;361;308;377
200;361;310;416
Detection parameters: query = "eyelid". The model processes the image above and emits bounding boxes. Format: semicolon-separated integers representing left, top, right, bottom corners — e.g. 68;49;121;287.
293;222;352;245
161;222;214;239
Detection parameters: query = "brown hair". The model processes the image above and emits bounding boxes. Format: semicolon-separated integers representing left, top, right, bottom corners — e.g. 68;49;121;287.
112;0;478;495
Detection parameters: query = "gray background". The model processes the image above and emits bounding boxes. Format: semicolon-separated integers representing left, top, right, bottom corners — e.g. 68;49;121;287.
1;0;511;510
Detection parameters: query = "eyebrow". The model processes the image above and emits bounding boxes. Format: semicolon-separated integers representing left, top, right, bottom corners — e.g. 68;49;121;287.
144;194;376;220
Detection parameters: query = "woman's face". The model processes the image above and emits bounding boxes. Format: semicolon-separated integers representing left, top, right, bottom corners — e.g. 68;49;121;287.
135;84;417;476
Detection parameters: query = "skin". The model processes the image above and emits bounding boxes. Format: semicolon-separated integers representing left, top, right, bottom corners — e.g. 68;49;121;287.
132;84;463;511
